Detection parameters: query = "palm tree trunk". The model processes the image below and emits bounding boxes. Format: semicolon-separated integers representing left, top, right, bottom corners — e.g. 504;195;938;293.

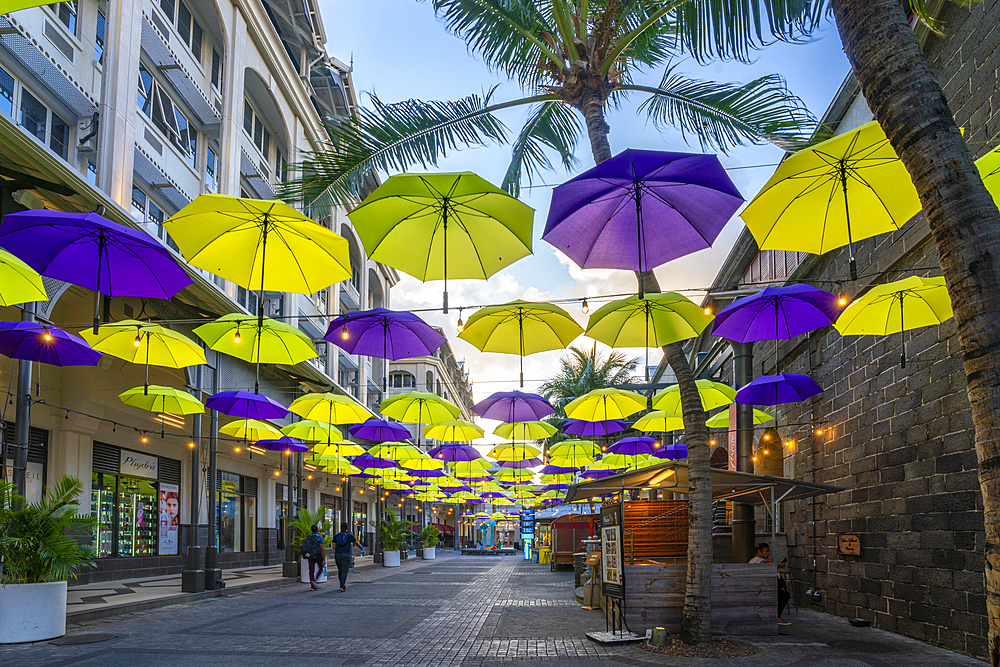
582;94;613;163
830;1;1000;662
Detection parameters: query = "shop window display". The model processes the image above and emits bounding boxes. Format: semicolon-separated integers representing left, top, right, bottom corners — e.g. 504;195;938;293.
90;472;158;557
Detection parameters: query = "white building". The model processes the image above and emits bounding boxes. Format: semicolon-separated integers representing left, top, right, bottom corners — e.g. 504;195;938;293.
0;0;397;581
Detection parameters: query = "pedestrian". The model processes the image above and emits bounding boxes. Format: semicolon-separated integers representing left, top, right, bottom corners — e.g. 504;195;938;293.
333;522;358;592
301;524;326;591
750;542;791;626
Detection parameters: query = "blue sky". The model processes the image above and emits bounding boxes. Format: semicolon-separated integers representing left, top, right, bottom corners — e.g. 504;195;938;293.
317;0;851;423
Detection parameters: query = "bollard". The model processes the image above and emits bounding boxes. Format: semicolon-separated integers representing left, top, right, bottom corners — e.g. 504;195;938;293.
650;627;668;647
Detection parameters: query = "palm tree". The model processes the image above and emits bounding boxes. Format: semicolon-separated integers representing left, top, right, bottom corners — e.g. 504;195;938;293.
539;344;639;422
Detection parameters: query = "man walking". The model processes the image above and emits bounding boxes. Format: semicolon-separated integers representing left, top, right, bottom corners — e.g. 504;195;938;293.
333;523;358;592
301;524;326;591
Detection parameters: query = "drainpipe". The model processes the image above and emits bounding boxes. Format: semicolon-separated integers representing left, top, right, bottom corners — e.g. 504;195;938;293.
12;302;34;501
182;364;205;592
731;342;756;563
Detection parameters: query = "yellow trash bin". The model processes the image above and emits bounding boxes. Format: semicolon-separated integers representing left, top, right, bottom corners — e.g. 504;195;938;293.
539;548;551;564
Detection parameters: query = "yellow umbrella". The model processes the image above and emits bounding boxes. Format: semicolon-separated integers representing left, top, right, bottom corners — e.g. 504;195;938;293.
548;455;593;468
398;457;446;472
494;468;535;482
564;388;646;421
835;276;953;367
633;410;685;432
82;320;205;392
493;421;557;440
489;443;541;461
380;391;460;424
306;454;357;472
539;473;575;484
281;420;347;444
741;120;922;279
164;194;351;295
507;489;536;500
424;420;484;442
458;300;582;387
976;144;1000;209
220;419;281;441
289;392;372;424
705;409;773;429
0;248;47;307
311;442;367;457
652;380;736;413
450;459;492;475
601;453;651;469
323;462;361;476
119;385;204;415
368;443;425;462
548;440;601;458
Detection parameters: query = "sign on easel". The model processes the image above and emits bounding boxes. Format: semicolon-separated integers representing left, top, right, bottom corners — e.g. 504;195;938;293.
600;503;624;599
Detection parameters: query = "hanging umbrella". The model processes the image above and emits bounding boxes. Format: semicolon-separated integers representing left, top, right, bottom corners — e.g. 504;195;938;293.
347;172;535;312
544;149;743;289
652;380;736;413
507;489;537;500
398;458;446;472
206;390;287;420
489;443;541;461
289;392;372;424
0;210;193;333
424;420;484;442
741;121;922;279
194;314;317;393
585;292;713;379
539;464;578;475
548;455;593;469
428;444;483;462
119;385;204;415
0;248;47;307
280;420;346;443
601;453;652;469
580;466;618;480
539;473;576;485
651;443;688;460
493;421;557;440
495;468;536;483
834;276;952;367
458;301;582;386
548;440;601;458
353;453;397;471
368;443;425;462
976;144;1000;209
562;418;626;437
350;419;411;442
0;322;100;367
705;409;773;428
317;459;362;476
312;442;367;458
564;388;646;421
735;373;823;405
219;419;282;441
449;459;493;476
255;436;310;454
712;284;843;343
381;391;460;446
473;390;554;422
499;458;544;469
633;410;684;433
81;320;205;393
326;308;446;390
608;436;657;456
1;2;61;15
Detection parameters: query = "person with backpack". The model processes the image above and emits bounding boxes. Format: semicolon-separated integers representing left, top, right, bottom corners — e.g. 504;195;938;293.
333;523;358;592
300;524;326;590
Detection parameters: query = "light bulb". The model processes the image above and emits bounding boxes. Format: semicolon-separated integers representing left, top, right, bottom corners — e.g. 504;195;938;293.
763;449;769;455
188;442;196;448
235;446;241;453
234;330;242;344
275;470;280;476
43;329;52;342
141;435;149;443
839;296;848;306
307;474;313;480
814;429;823;436
457;317;464;334
581;298;589;314
704;306;712;315
134;334;142;347
763;433;770;441
341;325;349;340
752;456;757;462
709;439;716;446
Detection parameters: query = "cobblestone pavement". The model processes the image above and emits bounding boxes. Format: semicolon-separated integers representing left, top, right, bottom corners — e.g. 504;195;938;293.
0;552;985;666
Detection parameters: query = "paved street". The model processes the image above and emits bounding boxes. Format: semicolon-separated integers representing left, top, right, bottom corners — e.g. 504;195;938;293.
0;553;985;666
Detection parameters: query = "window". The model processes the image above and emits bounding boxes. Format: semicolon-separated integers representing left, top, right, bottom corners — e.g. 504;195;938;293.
159;0;175;17
242;98;271;161
211;49;222;91
390;372;415;388
236;286;259;314
49;113;68;159
95;9;106;63
217;471;256;553
205;146;220;193
0;67;13;117
86;159;97;185
137;64;197;168
19;89;46;142
49;2;78;35
131;183;179;251
276;149;288;183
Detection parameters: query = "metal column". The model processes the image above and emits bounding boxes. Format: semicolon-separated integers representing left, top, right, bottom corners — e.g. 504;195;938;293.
732;341;756;563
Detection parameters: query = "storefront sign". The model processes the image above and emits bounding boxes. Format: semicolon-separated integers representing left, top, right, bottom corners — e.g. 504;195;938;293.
600;504;625;599
158;483;179;555
838;533;862;556
519;508;535;538
120;450;158;479
4;460;44;503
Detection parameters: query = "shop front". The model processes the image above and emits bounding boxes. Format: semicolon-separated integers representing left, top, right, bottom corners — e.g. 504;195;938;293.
276;483;307;550
320;492;342;537
217;471;257;553
353;499;369;550
2;424;48;504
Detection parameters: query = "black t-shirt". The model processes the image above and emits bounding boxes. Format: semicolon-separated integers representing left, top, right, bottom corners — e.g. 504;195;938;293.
333;532;357;555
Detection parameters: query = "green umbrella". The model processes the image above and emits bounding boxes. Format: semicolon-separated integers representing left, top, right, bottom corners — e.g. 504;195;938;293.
459;300;582;386
347;172;534;313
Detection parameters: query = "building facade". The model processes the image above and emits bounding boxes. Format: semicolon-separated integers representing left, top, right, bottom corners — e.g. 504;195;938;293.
668;4;994;658
0;0;398;582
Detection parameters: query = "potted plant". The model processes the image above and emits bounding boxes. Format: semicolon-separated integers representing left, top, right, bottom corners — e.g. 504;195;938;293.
418;525;440;560
0;477;96;643
290;508;331;583
379;509;408;567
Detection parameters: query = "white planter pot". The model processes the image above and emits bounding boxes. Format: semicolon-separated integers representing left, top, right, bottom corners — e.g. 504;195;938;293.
0;581;67;644
422;547;436;560
383;551;401;567
300;559;328;584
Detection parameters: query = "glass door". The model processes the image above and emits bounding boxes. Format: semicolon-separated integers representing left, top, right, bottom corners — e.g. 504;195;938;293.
90;472;115;557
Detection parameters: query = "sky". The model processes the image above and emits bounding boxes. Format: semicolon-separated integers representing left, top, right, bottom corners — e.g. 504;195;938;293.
316;1;852;441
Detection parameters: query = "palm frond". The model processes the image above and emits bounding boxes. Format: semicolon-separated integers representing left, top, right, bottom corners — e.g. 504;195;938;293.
428;0;564;86
908;0;943;34
630;63;816;152
671;0;828;64
502;101;582;197
279;90;510;209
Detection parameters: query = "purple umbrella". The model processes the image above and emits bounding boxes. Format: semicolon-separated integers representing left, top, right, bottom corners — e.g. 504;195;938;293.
0;322;101;366
326;308;446;390
540;464;578;474
409;468;447;478
0;210;192;333
429;444;482;462
543;150;743;289
499;458;544;468
736;373;823;406
712;284;843;343
580;468;618;480
206;390;288;420
349;419;411;442
651;443;688;460
562;418;627;437
608;436;657;456
542;483;569;492
353;454;397;470
473;391;554;423
255;436;309;453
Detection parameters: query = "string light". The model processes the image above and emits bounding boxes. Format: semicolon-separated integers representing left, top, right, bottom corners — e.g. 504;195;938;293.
457;308;464;334
839;296;848;306
235;446;241;453
188;442;196;448
307;474;313;480
340;325;349;340
709;439;716;446
42;329;52;342
581;298;589;314
703;306;712;315
233;329;242;344
141;434;149;444
274;470;280;476
133;333;142;347
814;428;824;436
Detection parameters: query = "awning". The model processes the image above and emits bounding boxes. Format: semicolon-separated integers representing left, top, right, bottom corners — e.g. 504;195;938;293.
240;148;275;199
133;144;192;211
564;460;842;505
140;14;219;125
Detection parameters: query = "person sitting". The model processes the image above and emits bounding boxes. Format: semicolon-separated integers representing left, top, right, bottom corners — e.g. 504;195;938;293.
750;542;791;626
